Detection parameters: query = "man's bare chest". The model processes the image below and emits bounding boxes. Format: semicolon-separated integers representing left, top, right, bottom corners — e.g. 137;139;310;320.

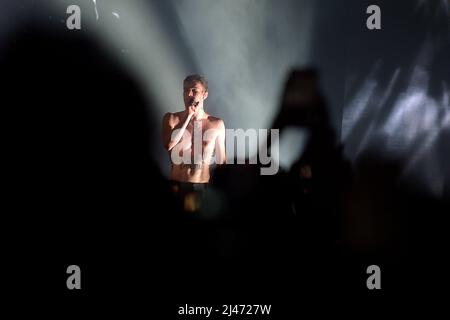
180;121;217;148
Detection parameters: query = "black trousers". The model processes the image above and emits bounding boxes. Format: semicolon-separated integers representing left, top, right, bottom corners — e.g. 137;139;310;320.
169;180;208;212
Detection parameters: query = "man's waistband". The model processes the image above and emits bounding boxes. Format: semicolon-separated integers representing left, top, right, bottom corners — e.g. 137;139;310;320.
169;180;208;191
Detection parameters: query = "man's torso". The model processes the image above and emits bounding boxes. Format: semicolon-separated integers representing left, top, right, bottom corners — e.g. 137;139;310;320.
169;112;221;183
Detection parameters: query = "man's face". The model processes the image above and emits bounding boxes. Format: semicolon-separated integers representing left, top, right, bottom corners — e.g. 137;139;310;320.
183;81;208;109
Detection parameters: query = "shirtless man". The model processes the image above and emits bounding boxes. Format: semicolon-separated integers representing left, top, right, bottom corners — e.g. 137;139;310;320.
162;74;226;192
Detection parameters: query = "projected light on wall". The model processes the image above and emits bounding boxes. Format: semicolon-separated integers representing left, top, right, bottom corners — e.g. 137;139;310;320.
342;35;449;198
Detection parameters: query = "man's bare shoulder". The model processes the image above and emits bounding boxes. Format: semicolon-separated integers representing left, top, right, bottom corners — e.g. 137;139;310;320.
206;115;225;129
172;111;186;118
163;111;184;126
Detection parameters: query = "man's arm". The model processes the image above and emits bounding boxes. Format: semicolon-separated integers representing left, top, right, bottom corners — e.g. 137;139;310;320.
215;120;226;164
162;112;193;151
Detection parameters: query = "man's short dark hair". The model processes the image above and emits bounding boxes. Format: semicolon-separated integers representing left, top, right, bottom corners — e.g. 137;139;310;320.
183;74;208;92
